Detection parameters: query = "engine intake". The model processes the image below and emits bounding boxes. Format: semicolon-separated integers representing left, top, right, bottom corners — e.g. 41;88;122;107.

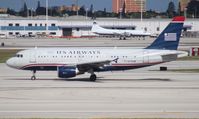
58;66;78;78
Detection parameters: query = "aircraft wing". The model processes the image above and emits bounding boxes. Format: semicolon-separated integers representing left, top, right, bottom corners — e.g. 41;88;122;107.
76;58;118;72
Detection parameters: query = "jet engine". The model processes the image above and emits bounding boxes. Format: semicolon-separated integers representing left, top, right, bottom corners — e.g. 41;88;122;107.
58;66;79;78
123;32;131;37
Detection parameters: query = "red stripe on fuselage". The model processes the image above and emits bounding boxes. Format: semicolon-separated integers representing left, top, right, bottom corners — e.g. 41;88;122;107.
20;63;66;69
20;62;164;70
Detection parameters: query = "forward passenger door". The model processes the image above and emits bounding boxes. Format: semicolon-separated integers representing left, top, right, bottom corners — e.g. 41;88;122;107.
29;50;36;63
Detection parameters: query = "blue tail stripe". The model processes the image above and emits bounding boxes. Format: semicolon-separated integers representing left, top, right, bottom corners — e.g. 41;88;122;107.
146;21;184;50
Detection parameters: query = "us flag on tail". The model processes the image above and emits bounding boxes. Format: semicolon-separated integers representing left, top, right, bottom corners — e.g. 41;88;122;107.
164;33;177;41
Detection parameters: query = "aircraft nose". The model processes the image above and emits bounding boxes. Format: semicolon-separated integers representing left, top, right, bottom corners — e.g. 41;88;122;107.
6;58;16;68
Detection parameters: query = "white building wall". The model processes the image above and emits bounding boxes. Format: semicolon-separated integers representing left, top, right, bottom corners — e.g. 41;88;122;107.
0;17;199;37
72;28;96;37
0;19;62;37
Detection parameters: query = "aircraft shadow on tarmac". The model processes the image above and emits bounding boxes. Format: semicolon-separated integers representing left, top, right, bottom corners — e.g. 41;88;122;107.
6;77;172;82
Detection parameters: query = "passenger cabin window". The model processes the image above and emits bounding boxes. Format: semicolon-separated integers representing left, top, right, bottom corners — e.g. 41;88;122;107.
51;23;56;26
28;24;32;26
8;23;13;26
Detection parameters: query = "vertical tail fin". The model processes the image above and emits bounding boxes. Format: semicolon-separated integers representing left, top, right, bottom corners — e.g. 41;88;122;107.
91;22;106;33
146;16;185;50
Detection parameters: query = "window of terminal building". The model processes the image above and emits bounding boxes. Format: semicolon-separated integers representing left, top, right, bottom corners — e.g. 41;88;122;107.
15;23;20;26
51;23;56;26
28;23;32;26
50;32;56;35
8;23;13;26
15;32;19;35
157;27;160;31
9;32;13;35
144;27;147;31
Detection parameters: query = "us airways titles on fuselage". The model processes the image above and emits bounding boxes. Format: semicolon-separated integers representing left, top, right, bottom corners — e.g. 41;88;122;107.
56;50;101;55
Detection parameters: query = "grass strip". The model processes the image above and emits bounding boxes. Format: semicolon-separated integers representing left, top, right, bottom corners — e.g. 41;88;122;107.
0;49;21;63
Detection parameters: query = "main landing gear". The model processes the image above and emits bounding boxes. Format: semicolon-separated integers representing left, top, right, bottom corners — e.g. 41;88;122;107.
88;69;97;82
90;74;97;82
119;36;126;40
31;70;36;80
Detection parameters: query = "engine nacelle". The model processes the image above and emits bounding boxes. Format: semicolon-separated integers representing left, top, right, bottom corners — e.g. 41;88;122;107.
123;32;131;37
58;66;79;78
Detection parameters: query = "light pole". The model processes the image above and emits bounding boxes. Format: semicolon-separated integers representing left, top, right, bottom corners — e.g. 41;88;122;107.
194;7;197;18
140;0;143;22
76;0;79;16
46;0;48;35
27;8;29;18
119;8;122;19
184;7;187;18
86;8;88;19
31;8;33;19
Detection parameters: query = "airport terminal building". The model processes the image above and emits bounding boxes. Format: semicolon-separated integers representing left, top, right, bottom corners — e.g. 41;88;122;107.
0;16;199;38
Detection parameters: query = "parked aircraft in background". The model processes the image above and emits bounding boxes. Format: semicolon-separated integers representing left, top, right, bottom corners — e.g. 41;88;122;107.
6;16;187;81
91;22;151;40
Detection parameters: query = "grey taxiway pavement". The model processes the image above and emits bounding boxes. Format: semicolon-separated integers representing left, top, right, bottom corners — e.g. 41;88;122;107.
1;37;199;50
0;61;199;118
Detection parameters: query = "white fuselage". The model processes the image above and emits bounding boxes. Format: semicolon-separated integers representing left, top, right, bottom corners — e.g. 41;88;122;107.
6;47;187;71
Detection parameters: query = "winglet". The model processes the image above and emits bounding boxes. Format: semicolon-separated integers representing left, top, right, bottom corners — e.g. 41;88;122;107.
172;16;185;22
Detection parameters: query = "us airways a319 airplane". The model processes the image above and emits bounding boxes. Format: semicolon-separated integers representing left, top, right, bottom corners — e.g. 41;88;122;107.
6;16;188;81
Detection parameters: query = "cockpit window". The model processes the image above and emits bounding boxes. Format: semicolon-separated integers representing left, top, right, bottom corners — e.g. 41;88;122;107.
15;54;23;58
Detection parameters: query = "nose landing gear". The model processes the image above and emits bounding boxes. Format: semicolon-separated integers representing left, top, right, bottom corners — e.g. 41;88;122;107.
31;70;36;80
